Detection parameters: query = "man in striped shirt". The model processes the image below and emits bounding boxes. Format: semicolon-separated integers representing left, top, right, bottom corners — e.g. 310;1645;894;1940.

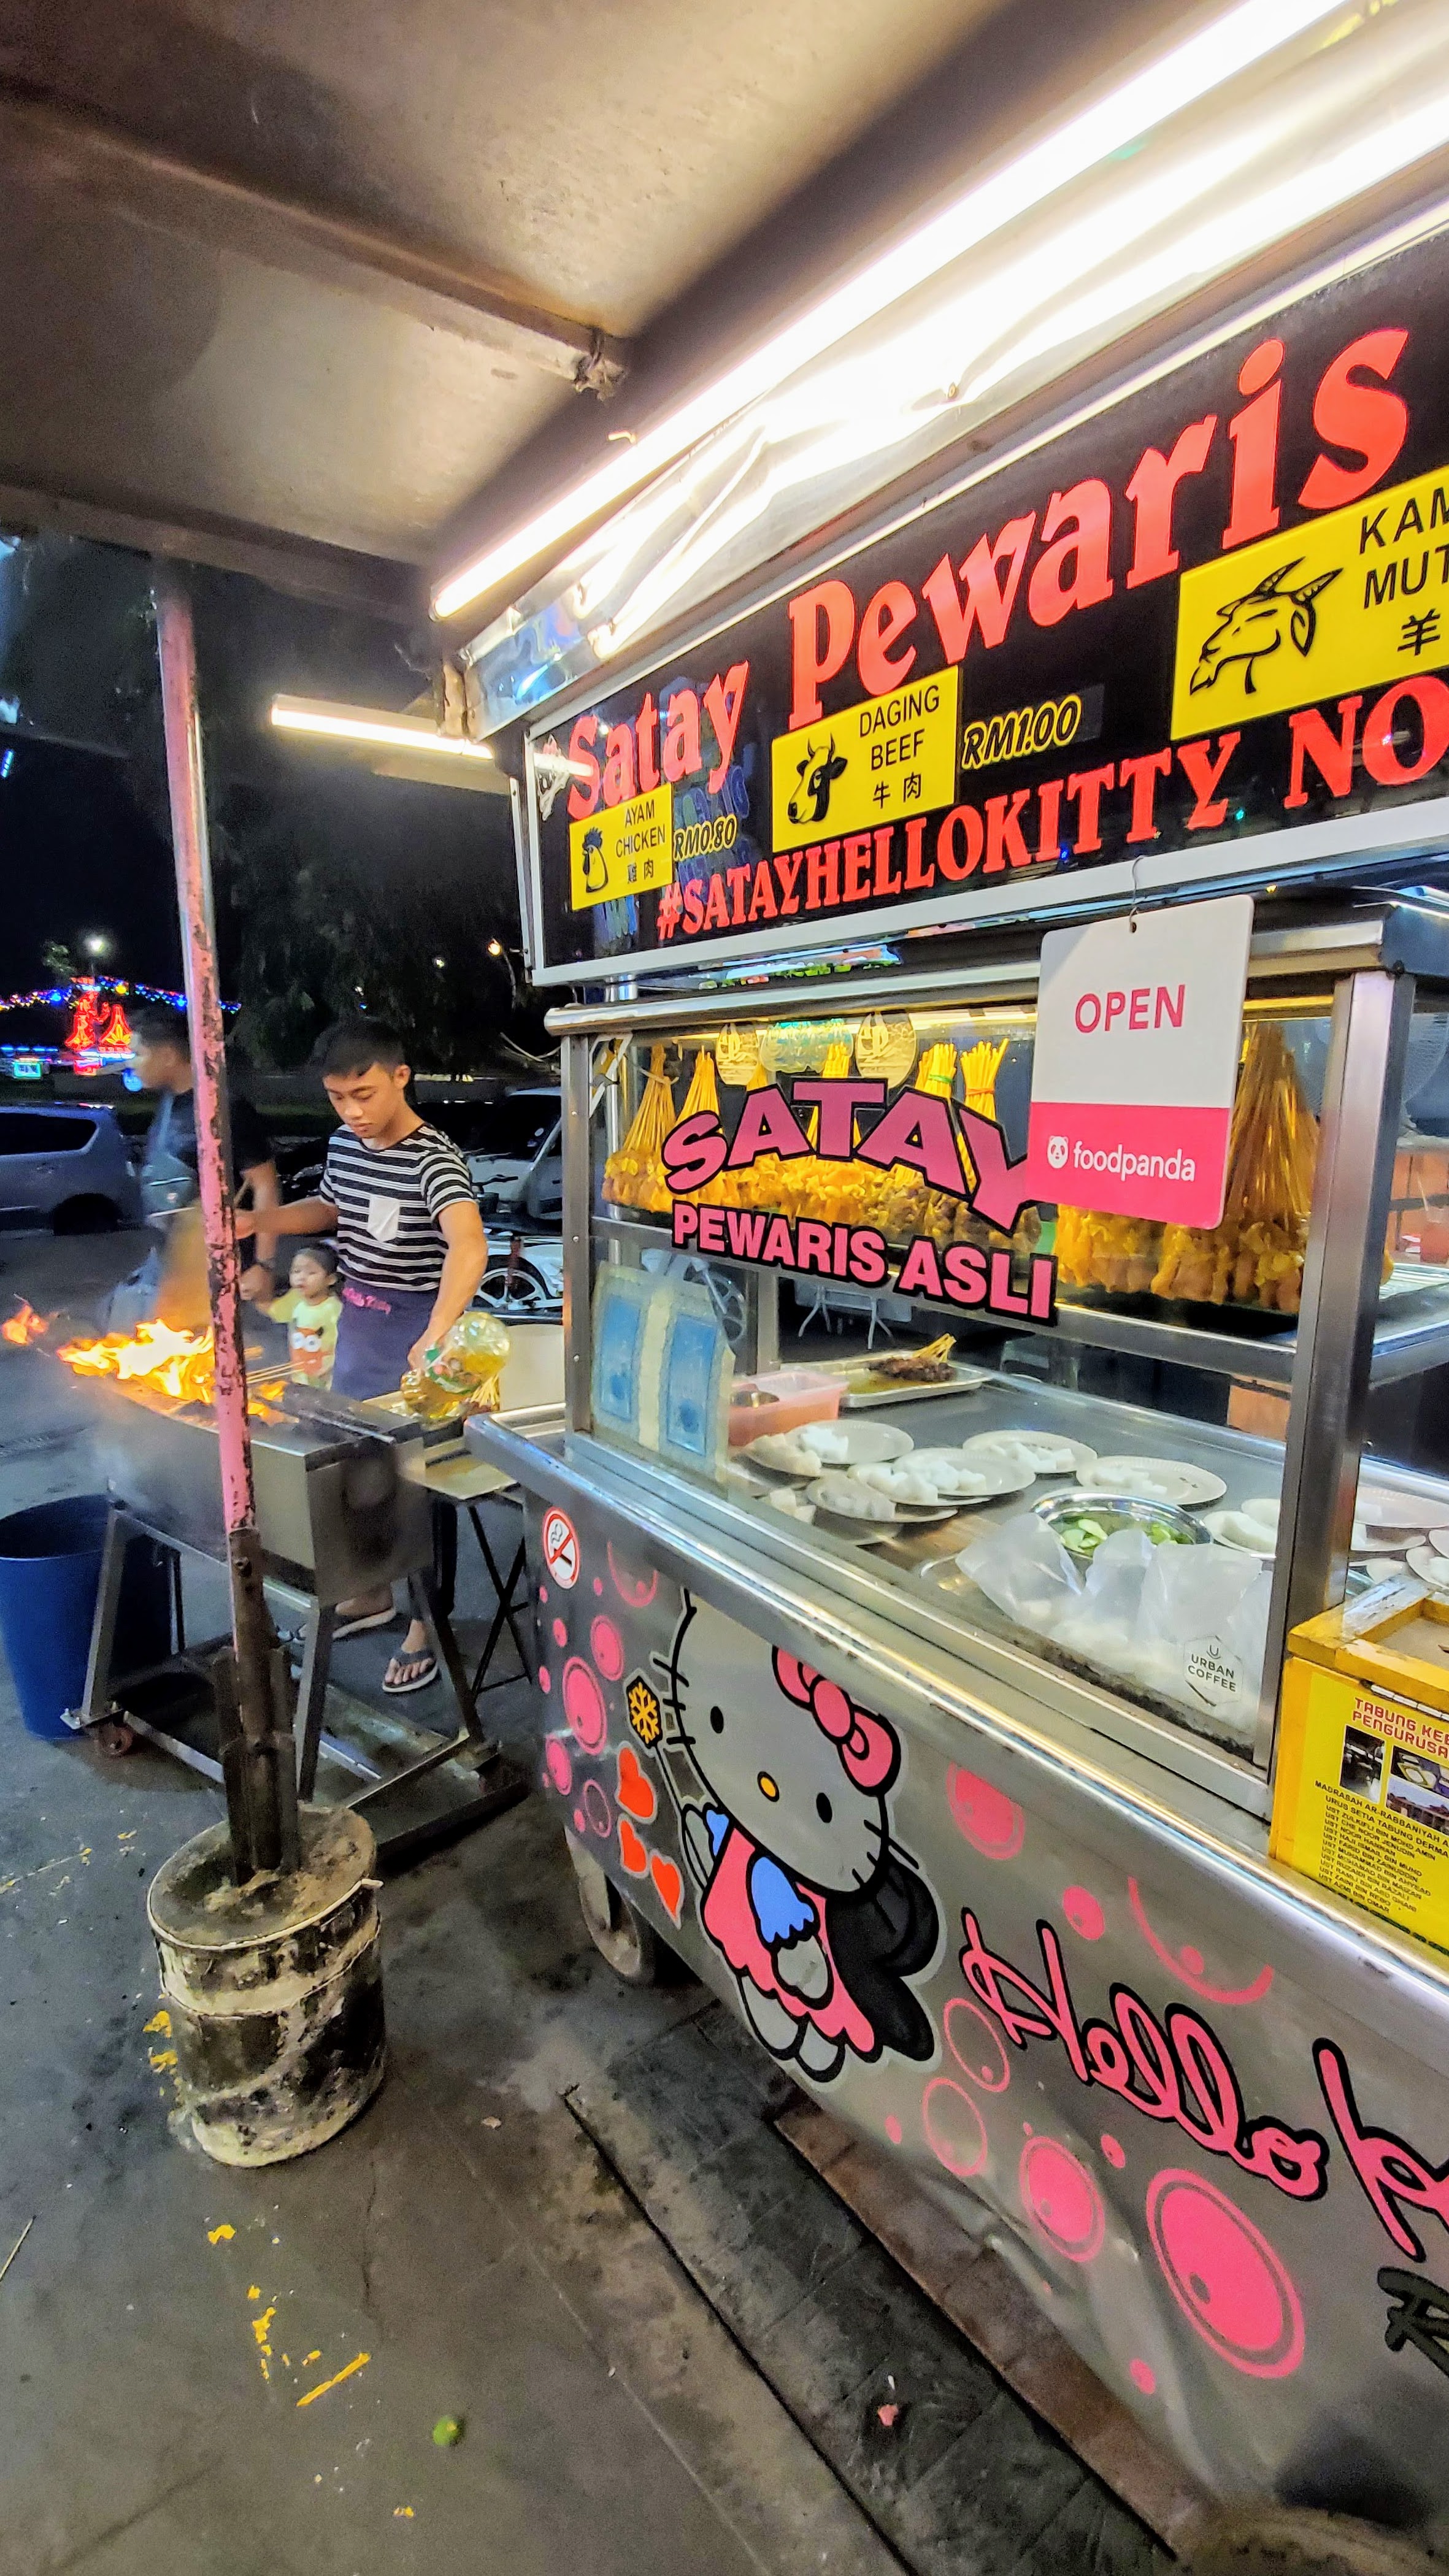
240;1017;487;1691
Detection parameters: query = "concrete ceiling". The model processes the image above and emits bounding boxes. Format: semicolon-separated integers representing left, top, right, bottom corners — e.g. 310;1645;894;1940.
0;0;1030;615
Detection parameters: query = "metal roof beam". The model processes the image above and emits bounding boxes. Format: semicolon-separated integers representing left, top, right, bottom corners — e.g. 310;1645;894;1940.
0;470;417;620
0;84;629;393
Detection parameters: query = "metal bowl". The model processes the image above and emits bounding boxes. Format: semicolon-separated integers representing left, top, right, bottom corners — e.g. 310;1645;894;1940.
1032;1489;1207;1563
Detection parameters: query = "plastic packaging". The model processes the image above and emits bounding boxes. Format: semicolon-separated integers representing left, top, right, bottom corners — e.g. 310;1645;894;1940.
958;1512;1082;1638
1127;1542;1270;1742
1053;1527;1155;1673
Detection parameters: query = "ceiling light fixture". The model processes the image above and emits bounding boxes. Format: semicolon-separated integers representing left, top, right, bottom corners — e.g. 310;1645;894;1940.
269;696;494;759
432;0;1347;624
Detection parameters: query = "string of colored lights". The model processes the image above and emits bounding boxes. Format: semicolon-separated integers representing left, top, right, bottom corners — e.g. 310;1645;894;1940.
0;977;237;1014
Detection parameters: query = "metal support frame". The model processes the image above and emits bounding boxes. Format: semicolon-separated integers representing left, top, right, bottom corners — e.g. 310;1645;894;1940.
153;573;299;1879
562;1030;594;1435
464;1501;531;1699
1257;967;1415;1769
77;1503;520;1858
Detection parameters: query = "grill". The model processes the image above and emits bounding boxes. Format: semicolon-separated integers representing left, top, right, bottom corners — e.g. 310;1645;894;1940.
91;1377;433;1604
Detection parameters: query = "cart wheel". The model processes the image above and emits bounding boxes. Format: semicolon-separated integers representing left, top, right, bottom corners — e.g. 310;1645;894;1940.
1185;2508;1437;2576
96;1719;137;1758
567;1838;662;1985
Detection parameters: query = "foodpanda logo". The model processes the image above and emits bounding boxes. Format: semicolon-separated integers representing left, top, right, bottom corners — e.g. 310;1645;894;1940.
1046;1135;1069;1171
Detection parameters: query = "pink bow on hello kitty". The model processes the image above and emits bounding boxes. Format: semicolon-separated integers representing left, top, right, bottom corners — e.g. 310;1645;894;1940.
774;1650;896;1792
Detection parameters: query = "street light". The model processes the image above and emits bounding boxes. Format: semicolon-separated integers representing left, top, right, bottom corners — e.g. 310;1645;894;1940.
486;938;518;1011
82;931;112;960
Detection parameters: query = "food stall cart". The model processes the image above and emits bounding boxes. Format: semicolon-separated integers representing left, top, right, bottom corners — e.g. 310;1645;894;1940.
475;205;1449;2555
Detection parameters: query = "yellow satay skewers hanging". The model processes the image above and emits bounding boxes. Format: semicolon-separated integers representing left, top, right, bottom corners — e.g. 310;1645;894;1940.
795;1040;868;1225
675;1049;739;1206
1149;1024;1320;1311
602;1043;676;1215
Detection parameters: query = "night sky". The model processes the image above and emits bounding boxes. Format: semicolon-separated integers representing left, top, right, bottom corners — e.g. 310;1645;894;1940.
0;739;179;997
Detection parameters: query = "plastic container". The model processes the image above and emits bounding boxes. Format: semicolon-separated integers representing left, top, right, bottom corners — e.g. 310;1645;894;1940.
727;1368;842;1447
0;1493;113;1741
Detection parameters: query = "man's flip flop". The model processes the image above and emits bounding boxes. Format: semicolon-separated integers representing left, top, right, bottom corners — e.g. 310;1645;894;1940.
334;1609;397;1641
383;1654;439;1695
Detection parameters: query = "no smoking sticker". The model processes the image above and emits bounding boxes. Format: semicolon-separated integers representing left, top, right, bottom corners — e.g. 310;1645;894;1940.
542;1508;580;1588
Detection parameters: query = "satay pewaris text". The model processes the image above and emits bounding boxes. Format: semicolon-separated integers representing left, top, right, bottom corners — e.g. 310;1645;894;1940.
535;229;1449;975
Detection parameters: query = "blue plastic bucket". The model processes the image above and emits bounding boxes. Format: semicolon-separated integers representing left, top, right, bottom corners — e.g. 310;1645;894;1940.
0;1494;114;1740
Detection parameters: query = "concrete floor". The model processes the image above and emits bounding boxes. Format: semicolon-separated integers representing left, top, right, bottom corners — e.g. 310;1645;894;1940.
0;1229;901;2576
0;1230;1137;2576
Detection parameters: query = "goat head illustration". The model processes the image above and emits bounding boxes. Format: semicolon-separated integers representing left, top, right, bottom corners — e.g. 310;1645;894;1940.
1189;559;1340;699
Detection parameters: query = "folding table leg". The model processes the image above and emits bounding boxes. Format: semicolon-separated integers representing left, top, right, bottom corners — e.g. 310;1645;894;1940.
466;1504;532;1677
294;1601;336;1800
469;1538;530;1700
407;1571;494;1752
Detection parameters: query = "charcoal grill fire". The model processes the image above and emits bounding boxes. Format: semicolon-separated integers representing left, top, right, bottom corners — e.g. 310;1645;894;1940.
6;1299;429;1599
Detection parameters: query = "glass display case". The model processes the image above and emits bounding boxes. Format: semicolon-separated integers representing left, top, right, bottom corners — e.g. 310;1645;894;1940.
545;899;1449;1819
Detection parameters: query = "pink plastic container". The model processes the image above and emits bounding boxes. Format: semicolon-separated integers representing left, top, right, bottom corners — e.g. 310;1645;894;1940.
727;1368;842;1447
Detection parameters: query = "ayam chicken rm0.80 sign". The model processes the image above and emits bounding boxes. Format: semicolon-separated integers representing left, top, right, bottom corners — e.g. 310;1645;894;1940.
523;221;1449;986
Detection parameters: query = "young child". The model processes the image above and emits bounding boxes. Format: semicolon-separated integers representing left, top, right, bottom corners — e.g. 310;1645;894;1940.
267;1243;342;1385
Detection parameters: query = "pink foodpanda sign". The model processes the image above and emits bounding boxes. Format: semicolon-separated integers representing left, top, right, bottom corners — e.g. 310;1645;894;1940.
1026;894;1255;1229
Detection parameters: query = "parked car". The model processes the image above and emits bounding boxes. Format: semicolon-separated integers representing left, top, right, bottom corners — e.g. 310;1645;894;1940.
0;1102;142;1232
447;1089;562;1226
271;1087;565;1227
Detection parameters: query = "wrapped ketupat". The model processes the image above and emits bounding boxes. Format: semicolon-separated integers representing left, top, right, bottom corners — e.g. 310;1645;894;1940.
603;1043;675;1214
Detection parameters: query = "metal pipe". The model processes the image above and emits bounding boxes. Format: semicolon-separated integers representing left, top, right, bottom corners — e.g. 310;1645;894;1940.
152;573;299;1879
1256;966;1414;1773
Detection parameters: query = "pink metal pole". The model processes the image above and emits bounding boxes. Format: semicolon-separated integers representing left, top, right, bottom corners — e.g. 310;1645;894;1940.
152;573;298;1878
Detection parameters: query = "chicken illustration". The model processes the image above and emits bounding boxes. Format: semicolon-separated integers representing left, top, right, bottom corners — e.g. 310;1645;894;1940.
580;823;607;891
1188;559;1340;699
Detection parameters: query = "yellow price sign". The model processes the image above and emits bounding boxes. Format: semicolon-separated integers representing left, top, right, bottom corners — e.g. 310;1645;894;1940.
1172;462;1449;738
771;669;959;854
569;785;674;912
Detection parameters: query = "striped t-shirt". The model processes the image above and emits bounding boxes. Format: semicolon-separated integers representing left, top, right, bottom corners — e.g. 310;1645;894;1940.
318;1121;474;1292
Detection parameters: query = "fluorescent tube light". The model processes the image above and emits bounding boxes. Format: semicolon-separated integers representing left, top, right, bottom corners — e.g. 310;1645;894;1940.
432;0;1348;623
269;696;493;759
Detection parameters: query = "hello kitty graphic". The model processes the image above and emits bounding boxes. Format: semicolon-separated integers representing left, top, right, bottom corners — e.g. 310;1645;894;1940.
653;1597;939;2082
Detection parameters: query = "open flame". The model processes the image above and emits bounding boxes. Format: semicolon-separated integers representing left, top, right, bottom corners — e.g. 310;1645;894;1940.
1;1301;48;1347
56;1319;219;1404
9;1303;286;1419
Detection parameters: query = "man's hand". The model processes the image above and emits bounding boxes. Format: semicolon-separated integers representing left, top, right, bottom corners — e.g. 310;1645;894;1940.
239;1264;274;1304
233;1204;258;1240
407;1335;436;1376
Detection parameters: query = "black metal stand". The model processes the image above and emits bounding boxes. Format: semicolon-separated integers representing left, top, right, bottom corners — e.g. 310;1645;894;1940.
73;1504;526;1866
464;1495;531;1700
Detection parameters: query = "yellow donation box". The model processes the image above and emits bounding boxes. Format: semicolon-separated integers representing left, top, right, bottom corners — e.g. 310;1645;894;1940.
1274;1585;1449;1952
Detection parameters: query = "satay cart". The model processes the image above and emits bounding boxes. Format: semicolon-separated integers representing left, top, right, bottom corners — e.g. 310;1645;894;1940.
475;209;1449;2551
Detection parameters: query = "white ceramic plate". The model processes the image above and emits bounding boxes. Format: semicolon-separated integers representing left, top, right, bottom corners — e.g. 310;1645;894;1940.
1407;1544;1449;1593
806;1473;902;1526
1354;1484;1449;1533
1075;1455;1227;1508
1201;1507;1277;1558
908;1451;1039;1504
960;1430;1097;1476
742;1420;914;1477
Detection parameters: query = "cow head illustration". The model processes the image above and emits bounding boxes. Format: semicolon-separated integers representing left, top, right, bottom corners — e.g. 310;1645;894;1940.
787;735;848;827
1189;559;1340;699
